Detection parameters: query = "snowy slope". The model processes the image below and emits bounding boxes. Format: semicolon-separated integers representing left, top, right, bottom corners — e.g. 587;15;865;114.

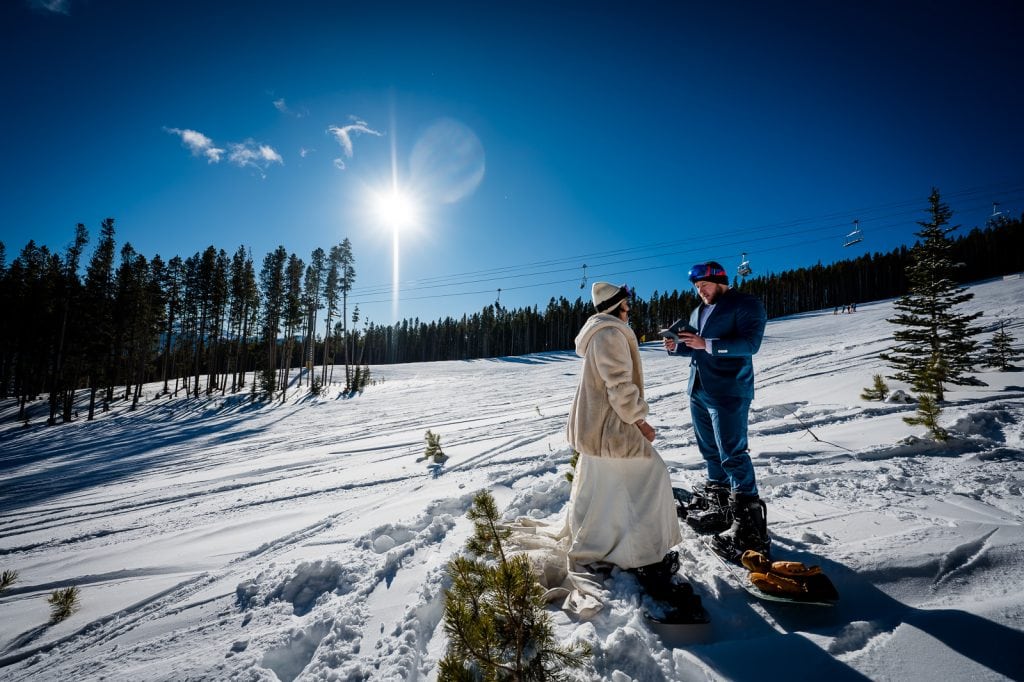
1;277;1023;681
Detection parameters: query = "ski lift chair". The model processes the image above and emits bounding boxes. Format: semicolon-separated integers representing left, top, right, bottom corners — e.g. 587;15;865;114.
737;253;752;277
844;219;863;247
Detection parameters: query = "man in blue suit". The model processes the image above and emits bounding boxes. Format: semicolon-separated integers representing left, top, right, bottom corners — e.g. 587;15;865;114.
663;261;770;559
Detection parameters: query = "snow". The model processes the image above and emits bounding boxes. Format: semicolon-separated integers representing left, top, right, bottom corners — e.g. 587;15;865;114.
2;277;1024;681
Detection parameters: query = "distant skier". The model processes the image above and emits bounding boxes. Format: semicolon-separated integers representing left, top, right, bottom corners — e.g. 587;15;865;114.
566;281;704;622
663;261;770;559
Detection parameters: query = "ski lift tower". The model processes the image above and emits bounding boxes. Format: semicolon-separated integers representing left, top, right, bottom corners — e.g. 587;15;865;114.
844;219;863;247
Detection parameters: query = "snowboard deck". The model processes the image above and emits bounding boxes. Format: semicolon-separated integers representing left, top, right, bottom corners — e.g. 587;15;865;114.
642;603;711;625
672;485;839;607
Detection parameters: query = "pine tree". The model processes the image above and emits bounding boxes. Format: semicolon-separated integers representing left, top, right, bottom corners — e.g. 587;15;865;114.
302;248;326;387
565;450;580;483
0;569;17;594
860;374;889;401
82;218;117;420
47;223;88;425
439;491;590;681
337;239;356;390
279;253;305;401
423;429;448;464
880;189;984;402
47;586;81;622
982;321;1023;370
904;392;948;441
259;246;287;395
321;245;341;386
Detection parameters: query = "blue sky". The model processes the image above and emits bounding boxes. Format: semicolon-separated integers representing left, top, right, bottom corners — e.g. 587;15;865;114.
2;0;1022;326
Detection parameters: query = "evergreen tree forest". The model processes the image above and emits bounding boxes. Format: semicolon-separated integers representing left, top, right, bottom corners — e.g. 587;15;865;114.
1;211;1021;424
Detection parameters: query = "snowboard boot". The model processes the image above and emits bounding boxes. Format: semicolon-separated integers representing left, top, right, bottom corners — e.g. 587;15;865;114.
684;482;732;534
712;493;770;563
632;551;709;624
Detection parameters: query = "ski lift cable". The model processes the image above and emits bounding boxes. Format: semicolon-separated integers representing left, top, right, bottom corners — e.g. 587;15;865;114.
352;184;1024;298
355;195;1015;298
352;183;1024;296
354;229;852;305
356;222;842;297
353;192;1024;300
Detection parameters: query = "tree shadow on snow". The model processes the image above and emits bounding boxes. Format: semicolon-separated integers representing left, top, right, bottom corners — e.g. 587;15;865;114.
479;352;576;365
0;402;269;514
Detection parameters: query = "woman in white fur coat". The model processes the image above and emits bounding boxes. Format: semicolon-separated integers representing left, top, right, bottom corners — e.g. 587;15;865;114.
565;282;682;571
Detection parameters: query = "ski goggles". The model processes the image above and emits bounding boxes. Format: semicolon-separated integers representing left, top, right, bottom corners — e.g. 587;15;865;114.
687;263;727;283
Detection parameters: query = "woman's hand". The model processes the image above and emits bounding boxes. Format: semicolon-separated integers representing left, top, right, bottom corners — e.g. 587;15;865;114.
635;419;655;443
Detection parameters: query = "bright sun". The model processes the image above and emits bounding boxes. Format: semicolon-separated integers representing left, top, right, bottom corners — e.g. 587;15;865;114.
373;188;418;230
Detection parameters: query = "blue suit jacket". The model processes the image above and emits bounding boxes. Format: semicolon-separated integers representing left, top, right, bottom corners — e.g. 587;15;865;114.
670;288;766;401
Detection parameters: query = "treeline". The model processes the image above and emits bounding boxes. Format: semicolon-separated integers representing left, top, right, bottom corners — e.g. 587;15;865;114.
2;211;1021;423
0;219;360;423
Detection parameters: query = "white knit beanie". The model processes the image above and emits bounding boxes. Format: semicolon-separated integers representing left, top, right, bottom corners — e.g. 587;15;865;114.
591;282;628;313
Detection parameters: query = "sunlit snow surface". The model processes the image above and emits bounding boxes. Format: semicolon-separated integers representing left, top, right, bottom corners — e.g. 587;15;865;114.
2;277;1023;681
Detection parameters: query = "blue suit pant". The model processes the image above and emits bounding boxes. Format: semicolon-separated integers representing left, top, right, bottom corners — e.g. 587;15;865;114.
690;387;758;496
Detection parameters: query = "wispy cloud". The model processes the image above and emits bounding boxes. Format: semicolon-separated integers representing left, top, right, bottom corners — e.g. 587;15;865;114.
273;98;306;117
164;127;225;163
165;127;282;176
300;147;314;158
228;141;284;177
327;117;382;169
28;0;70;14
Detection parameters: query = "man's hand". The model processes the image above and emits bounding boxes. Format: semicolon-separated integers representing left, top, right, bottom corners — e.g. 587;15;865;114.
636;419;655;442
662;337;677;352
680;331;707;351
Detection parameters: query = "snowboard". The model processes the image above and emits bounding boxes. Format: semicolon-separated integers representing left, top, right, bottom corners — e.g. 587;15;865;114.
672;486;839;607
642;599;711;626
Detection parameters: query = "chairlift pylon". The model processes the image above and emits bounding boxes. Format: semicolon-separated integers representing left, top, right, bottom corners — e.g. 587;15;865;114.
737;252;752;278
844;219;863;247
495;288;501;306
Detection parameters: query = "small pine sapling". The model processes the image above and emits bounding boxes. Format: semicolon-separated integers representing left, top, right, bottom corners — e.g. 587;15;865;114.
983;321;1023;371
860;374;889;401
259;365;276;400
1;569;18;594
424;429;448;464
47;586;81;622
439;491;590;681
904;393;948;442
566;450;580;483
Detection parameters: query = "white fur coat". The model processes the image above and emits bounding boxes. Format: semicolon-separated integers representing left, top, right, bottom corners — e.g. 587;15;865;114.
566;313;652;459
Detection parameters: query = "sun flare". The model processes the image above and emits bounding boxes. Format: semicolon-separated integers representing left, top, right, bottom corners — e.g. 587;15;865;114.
370;185;420;322
373;188;418;230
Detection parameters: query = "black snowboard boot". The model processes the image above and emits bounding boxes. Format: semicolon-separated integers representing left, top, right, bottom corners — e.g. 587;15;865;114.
684;482;732;534
632;551;708;624
712;493;770;563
